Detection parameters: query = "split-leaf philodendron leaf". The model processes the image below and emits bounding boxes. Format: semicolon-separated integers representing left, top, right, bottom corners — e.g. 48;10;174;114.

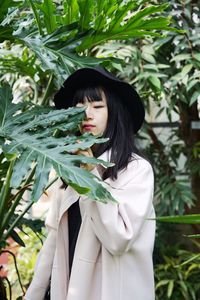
0;84;115;203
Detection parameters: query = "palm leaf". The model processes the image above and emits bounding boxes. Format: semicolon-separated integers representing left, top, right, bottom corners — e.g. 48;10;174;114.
78;0;95;30
36;0;57;34
156;214;200;224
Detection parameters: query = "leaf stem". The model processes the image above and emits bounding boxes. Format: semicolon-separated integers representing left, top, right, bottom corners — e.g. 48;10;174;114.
1;166;36;234
3;201;34;241
1;250;25;295
1;276;12;300
41;73;54;106
0;160;14;233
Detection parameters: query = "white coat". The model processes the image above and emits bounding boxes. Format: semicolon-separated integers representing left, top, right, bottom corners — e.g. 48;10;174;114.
25;151;155;300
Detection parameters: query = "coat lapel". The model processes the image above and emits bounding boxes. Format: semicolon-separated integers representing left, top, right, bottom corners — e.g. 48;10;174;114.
58;185;80;223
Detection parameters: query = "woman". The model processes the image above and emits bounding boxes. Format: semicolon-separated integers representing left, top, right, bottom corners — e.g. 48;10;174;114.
25;67;155;300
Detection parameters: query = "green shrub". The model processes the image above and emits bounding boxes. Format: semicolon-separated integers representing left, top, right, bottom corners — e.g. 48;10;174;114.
155;248;200;300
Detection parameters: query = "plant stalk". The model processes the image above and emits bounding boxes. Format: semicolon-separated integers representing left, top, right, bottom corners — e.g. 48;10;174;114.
41;73;54;106
3;201;34;241
0;160;14;233
1;166;36;233
3;173;59;241
1;250;25;296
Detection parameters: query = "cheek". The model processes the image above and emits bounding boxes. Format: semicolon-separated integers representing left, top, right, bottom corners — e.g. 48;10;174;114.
100;111;108;132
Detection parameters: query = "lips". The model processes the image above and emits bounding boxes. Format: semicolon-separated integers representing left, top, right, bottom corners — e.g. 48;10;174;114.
83;124;95;131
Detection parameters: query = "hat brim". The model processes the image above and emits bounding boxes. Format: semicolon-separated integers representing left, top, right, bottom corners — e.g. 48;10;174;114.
53;67;145;133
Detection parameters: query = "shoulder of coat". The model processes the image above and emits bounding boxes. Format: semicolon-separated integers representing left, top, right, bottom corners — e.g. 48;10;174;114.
129;154;152;169
120;155;154;180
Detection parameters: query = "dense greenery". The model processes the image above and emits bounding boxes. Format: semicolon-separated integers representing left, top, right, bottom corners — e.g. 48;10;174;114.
0;0;199;299
155;247;200;300
0;0;177;298
0;0;174;94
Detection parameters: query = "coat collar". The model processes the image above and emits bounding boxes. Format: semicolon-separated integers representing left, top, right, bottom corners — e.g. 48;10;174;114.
97;149;111;162
95;149;111;178
58;185;80;222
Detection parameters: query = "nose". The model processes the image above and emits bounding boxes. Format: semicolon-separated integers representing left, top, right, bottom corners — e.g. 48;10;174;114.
85;105;93;120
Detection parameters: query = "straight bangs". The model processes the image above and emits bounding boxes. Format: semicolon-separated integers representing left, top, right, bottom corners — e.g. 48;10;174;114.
72;86;103;105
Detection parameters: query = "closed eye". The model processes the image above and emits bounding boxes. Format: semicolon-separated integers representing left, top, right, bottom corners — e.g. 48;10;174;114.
94;105;104;108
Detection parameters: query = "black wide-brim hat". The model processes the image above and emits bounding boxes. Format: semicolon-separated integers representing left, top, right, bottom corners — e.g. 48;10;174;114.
53;67;145;133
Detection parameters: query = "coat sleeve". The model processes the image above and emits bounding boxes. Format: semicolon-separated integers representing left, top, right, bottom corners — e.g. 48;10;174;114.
82;158;155;255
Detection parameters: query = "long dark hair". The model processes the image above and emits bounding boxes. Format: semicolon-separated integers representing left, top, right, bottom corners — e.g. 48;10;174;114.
72;84;143;180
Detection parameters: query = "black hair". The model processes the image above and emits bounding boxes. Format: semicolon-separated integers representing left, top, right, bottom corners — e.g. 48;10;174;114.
72;85;143;180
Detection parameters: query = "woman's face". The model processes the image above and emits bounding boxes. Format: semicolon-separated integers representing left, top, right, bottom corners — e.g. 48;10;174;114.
76;91;108;136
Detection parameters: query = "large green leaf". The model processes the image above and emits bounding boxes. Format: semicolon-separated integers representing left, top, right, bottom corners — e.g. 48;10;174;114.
0;0;176;89
0;84;115;203
0;51;38;78
121;4;169;30
78;2;174;51
28;0;43;35
64;0;79;24
36;0;57;34
10;229;25;247
14;25;111;87
108;1;139;32
0;84;25;131
78;0;95;30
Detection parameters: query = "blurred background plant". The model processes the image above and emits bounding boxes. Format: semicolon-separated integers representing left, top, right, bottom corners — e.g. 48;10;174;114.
155;246;200;300
154;214;200;300
0;0;177;298
6;226;45;299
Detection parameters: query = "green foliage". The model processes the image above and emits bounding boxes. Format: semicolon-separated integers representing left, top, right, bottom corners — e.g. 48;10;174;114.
0;0;176;88
0;1;197;299
156;214;200;225
77;2;174;51
155;248;200;300
145;1;200;215
95;37;198;215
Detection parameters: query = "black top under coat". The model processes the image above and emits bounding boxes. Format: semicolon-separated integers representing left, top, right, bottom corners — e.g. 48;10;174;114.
68;199;82;275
